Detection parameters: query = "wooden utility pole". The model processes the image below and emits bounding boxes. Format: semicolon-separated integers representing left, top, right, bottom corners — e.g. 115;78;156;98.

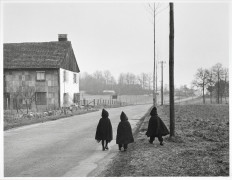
159;61;166;105
153;3;157;106
156;60;158;103
169;3;175;137
217;72;220;104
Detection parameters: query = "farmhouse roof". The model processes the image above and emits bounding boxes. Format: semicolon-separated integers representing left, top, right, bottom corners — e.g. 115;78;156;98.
4;41;80;73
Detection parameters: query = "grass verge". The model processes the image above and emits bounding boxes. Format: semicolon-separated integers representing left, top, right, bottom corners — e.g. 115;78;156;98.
99;104;229;176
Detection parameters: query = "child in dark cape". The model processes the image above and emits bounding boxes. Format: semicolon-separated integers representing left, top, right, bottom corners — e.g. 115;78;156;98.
116;111;134;151
146;106;169;145
95;109;113;151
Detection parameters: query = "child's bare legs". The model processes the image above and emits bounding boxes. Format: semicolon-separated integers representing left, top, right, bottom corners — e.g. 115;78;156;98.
118;144;122;151
118;144;128;151
149;136;155;144
158;136;163;145
101;140;105;151
105;140;109;150
102;140;109;151
149;136;163;145
123;144;128;151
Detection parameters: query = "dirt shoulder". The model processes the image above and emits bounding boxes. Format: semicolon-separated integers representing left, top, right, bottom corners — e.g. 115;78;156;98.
98;104;229;176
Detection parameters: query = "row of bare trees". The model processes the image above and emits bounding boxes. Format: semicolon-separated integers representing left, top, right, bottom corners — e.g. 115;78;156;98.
80;71;153;95
192;63;229;104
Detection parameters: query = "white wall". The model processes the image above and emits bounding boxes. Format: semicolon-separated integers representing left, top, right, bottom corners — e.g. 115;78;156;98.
59;68;79;107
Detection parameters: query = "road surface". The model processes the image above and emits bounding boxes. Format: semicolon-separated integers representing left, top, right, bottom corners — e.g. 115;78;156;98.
4;104;151;177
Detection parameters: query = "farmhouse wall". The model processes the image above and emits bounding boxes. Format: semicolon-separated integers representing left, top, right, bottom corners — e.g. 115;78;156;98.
59;68;79;107
4;69;60;110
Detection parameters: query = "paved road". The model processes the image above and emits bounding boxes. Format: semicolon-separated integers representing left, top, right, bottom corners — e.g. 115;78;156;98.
4;104;151;177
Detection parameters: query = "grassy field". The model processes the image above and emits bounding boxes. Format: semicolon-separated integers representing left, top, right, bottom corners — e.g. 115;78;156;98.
99;104;229;176
178;96;229;105
81;94;153;104
81;93;198;105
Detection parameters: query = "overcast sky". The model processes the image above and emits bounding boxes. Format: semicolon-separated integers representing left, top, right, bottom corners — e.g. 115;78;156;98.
2;1;230;87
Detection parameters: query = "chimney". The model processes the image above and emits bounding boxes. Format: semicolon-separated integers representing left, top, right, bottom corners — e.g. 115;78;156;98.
58;34;68;41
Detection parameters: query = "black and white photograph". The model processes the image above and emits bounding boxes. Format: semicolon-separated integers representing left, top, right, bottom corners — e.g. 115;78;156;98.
1;0;231;178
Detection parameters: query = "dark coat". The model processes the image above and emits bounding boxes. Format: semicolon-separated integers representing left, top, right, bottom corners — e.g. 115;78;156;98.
116;111;134;145
146;107;169;137
95;109;113;142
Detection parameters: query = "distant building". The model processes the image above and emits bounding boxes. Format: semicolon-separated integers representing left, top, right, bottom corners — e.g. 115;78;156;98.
102;90;116;95
103;90;117;99
3;34;80;110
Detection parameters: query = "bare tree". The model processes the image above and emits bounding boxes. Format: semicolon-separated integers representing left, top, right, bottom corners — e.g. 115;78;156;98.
81;71;154;95
93;71;104;81
223;67;229;103
93;70;105;93
109;76;117;90
129;73;136;85
21;86;36;114
192;68;209;104
118;73;126;85
136;75;143;88
212;63;224;104
147;73;153;91
10;87;23;113
141;73;148;89
125;73;131;85
206;69;215;103
103;70;112;85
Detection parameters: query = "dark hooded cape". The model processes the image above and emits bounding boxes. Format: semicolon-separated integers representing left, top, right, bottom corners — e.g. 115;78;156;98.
116;111;134;144
95;109;113;142
146;107;169;137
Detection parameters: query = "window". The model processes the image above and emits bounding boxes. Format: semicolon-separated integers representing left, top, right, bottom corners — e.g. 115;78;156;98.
73;93;80;103
36;71;45;81
35;92;47;105
4;93;10;109
73;73;77;84
63;70;68;82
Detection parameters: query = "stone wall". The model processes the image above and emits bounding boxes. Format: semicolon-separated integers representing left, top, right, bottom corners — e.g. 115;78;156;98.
4;69;60;111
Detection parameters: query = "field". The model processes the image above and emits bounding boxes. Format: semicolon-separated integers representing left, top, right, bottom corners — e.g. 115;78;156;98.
99;104;229;176
81;93;194;105
81;94;153;105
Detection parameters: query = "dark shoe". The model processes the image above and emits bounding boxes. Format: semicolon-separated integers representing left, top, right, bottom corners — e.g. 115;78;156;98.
105;146;109;150
102;147;105;151
160;142;164;146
